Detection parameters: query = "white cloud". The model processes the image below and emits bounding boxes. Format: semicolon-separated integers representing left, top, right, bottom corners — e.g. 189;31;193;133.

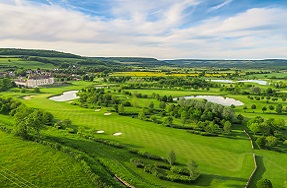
208;0;233;12
0;1;286;59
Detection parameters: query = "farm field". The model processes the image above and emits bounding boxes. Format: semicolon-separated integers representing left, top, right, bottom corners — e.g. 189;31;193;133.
0;57;55;69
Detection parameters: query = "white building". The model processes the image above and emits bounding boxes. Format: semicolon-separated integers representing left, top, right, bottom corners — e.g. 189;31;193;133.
15;75;55;88
27;75;55;88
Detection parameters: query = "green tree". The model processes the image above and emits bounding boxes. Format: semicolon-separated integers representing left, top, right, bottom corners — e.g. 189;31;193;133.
248;123;260;135
13;105;33;139
262;106;267;113
187;160;198;178
62;119;72;128
118;103;125;115
276;104;283;114
223;121;232;134
138;107;146;120
148;101;154;111
181;110;189;125
28;109;44;140
167;150;176;166
268;105;274;112
33;87;40;93
163;116;173;126
159;101;166;110
251;104;256;113
256;178;273;188
237;114;244;123
266;136;277;148
256;136;266;149
42;111;54;125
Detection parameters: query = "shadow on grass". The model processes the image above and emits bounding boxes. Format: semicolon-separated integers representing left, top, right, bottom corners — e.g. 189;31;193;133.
249;156;265;187
196;173;247;187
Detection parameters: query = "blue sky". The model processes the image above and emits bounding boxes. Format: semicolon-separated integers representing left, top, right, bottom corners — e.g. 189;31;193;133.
0;0;287;59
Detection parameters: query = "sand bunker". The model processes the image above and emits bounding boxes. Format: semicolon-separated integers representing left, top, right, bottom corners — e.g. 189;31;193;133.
113;132;122;136
95;109;101;112
104;112;112;116
23;96;32;100
96;130;104;134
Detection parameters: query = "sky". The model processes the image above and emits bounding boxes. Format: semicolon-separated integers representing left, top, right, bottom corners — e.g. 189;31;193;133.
0;0;287;59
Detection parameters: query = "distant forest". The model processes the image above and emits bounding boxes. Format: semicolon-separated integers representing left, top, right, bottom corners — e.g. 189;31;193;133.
1;48;287;69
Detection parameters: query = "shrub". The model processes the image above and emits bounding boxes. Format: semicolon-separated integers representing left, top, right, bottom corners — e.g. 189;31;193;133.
66;127;75;133
154;163;170;170
170;166;190;176
130;158;145;168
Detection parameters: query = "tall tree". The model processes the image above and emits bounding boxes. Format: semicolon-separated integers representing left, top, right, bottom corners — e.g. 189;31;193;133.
167;150;176;166
118;103;125;115
276;104;283;114
187;160;198;178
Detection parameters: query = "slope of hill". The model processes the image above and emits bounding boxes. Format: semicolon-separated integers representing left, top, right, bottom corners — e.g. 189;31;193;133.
165;59;287;69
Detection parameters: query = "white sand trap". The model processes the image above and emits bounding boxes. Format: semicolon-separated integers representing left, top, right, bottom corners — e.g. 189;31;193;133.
96;130;104;134
113;132;122;136
23;96;32;100
95;109;101;112
104;112;112;116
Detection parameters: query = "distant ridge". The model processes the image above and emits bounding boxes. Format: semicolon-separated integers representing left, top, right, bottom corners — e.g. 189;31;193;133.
0;48;81;58
165;59;287;69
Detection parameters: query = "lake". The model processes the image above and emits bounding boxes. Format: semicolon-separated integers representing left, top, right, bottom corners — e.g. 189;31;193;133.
175;95;244;106
49;90;79;102
209;79;268;85
236;80;268;85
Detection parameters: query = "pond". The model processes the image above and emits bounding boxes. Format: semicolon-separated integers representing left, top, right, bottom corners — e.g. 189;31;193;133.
208;79;268;85
210;79;235;83
236;80;268;85
174;95;244;106
49;90;79;102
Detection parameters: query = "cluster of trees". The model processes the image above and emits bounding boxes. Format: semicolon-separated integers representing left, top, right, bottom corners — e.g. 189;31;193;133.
0;78;14;91
245;103;284;114
82;74;95;82
118;77;214;90
77;87;120;107
12;104;54;140
171;99;236;133
0;97;54;140
247;116;287;149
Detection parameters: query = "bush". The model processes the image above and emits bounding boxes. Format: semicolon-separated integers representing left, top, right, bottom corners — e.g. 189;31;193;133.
154;163;170;170
130;158;145;168
165;174;194;183
187;130;218;136
66;127;75;133
128;148;166;162
170;166;190;176
94;139;124;148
